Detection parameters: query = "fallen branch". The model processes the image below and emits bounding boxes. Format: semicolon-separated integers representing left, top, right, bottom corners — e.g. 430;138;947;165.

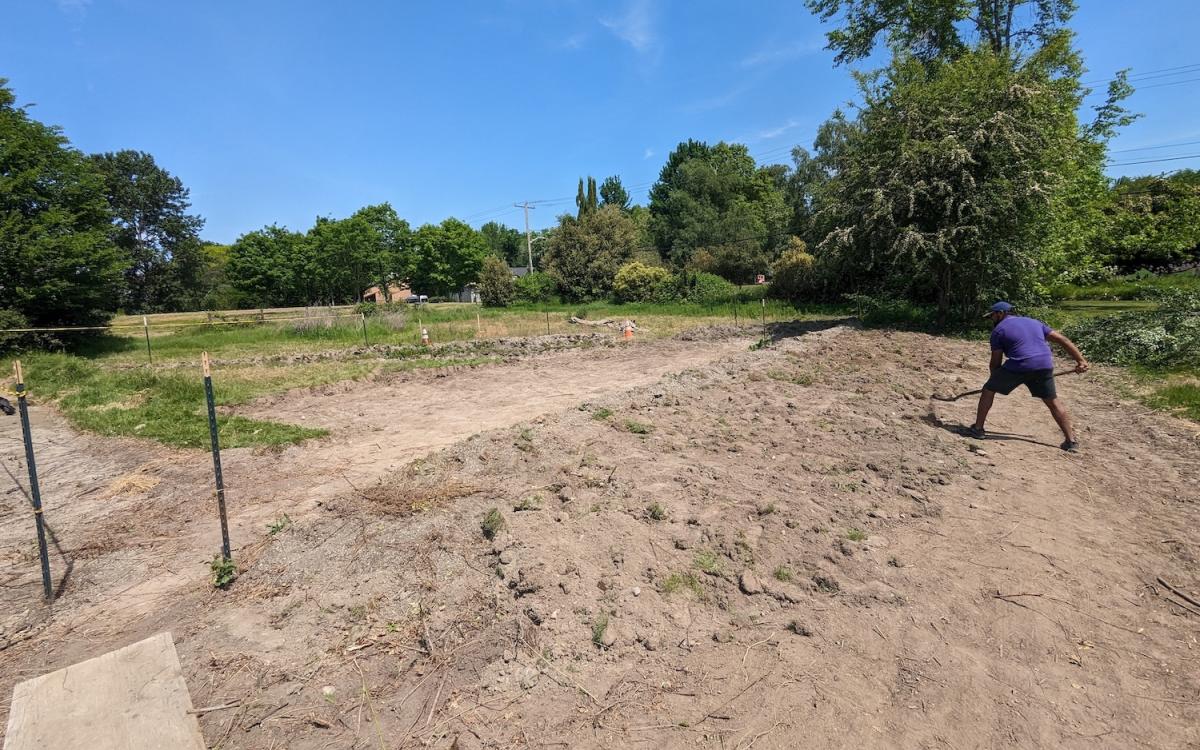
187;701;241;715
1157;576;1200;610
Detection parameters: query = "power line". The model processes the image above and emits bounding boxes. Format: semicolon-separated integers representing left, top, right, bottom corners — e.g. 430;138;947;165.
1129;76;1200;91
1108;153;1200;167
1111;138;1200;153
1081;62;1200;86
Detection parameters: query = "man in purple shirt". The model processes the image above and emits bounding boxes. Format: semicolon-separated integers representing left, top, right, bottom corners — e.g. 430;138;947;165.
967;301;1090;451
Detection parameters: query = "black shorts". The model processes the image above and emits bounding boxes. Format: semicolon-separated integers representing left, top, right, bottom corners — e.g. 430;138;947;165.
983;368;1057;399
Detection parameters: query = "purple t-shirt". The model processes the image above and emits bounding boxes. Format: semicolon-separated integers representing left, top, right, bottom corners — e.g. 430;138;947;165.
990;316;1053;372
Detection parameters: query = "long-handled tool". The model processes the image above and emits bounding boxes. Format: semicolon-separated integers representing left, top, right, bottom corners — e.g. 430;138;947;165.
930;368;1080;402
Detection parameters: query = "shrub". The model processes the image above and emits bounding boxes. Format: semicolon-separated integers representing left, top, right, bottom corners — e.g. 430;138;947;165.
478;256;516;307
845;293;939;330
613;261;675;303
514;271;559;303
1066;290;1200;368
210;555;237;589
768;242;816;301
684;271;738;305
481;508;506;540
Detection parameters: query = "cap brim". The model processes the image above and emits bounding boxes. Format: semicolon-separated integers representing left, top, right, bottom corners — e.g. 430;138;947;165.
981;311;993;317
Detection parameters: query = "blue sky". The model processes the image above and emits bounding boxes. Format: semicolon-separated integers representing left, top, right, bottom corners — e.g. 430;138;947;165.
5;0;1200;243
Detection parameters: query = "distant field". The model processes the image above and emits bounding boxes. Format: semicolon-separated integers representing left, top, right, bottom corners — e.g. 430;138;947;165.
99;300;831;366
7;300;840;448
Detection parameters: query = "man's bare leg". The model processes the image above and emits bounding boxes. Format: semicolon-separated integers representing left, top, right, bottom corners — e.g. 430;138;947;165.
973;389;996;432
1043;397;1076;442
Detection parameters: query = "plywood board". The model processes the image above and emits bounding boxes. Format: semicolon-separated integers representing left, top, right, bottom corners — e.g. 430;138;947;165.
4;632;206;750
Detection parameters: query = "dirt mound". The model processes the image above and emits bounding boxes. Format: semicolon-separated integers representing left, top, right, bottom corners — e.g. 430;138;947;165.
1;326;1197;749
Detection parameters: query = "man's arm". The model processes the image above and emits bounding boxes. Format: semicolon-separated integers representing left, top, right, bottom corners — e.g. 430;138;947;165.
989;350;1003;372
1047;330;1090;372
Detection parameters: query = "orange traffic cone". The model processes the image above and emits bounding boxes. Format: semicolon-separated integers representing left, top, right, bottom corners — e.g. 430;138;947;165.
622;320;634;341
421;327;430;346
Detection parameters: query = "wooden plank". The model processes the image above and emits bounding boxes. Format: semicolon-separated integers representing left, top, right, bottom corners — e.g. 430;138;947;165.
4;632;207;750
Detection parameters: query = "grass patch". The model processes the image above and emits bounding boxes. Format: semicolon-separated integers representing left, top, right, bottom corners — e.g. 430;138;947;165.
773;565;793;582
591;613;610;647
646;502;667;521
765;370;813;386
481;508;506;540
846;528;868;542
1145;381;1200;420
591;407;613;420
661;572;703;598
694;549;722;576
624;420;652;435
514;494;543;511
1051;270;1200;301
10;353;327;449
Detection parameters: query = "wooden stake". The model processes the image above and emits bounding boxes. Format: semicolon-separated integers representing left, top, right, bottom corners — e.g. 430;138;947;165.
143;316;153;364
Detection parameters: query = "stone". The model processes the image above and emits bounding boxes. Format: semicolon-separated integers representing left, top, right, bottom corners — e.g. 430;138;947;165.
498;550;515;565
632;587;641;597
739;570;764;596
712;629;734;643
518;667;540;690
599;625;618;648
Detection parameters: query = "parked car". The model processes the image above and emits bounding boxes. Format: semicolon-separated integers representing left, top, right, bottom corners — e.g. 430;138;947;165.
405;294;429;304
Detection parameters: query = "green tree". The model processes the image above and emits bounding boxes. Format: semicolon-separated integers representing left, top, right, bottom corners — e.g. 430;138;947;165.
0;79;125;328
809;44;1108;322
1102;171;1200;270
91;150;205;313
806;0;1076;65
302;204;409;303
544;205;639;301
478;255;516;307
411;218;488;297
600;175;632;210
648;140;789;272
227;225;310;307
353;203;413;288
479;221;525;266
576;176;600;218
305;214;377;303
197;242;239;310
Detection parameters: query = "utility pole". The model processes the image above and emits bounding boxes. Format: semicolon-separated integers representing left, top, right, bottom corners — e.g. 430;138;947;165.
515;202;536;272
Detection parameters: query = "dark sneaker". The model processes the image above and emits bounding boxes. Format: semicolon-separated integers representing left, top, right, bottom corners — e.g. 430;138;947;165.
1060;439;1079;453
964;425;986;440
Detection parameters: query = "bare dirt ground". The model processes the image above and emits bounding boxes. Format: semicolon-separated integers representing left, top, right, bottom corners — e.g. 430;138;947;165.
1;324;1198;749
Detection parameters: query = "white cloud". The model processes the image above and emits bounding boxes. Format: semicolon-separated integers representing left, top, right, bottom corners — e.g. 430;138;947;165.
740;39;824;69
643;147;655;160
558;32;588;51
686;82;753;113
756;119;802;140
56;0;91;13
601;0;658;55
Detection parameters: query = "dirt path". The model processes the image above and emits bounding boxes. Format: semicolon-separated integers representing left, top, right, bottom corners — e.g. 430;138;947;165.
234;335;754;500
2;324;1198;749
0;333;753;673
